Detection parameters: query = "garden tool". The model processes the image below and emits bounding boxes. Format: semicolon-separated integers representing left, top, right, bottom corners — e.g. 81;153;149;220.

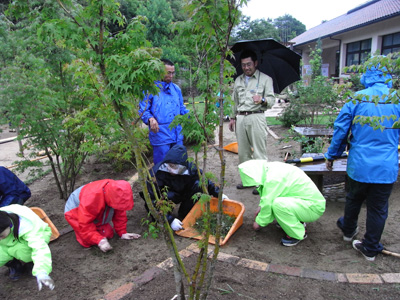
285;152;348;164
382;249;400;258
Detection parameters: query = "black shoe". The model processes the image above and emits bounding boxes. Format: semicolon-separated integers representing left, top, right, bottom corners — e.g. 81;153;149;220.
352;240;376;261
6;259;24;281
252;188;259;195
281;233;307;247
236;183;245;189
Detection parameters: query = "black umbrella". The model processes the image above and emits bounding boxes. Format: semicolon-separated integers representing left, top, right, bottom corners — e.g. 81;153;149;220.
228;38;302;94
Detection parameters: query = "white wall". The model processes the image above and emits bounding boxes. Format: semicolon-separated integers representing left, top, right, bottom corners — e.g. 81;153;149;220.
295;16;400;78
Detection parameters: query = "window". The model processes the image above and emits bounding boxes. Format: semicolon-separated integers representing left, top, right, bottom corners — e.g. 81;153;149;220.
382;32;400;55
346;39;371;66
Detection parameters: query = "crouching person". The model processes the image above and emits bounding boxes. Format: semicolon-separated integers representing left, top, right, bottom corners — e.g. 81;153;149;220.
0;166;31;207
239;161;326;247
65;179;141;253
0;204;55;290
140;145;227;231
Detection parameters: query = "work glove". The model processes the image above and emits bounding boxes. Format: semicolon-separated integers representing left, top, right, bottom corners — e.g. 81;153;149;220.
171;218;183;231
121;233;141;240
222;194;229;200
36;273;55;291
98;238;112;252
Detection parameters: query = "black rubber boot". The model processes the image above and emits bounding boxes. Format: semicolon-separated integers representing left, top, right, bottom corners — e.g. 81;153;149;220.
24;262;34;275
5;259;24;281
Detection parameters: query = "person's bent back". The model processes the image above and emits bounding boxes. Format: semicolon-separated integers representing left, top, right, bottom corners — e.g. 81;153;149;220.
0;166;31;207
65;179;140;252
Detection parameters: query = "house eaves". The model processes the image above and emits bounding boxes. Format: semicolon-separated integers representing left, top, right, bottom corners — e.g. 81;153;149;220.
290;0;400;47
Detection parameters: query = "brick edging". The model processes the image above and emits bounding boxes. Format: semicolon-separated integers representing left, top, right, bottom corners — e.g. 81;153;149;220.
102;242;400;300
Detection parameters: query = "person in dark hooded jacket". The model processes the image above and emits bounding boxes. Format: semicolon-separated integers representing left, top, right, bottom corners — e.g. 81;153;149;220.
140;145;227;231
325;61;400;261
64;179;141;252
0;166;31;207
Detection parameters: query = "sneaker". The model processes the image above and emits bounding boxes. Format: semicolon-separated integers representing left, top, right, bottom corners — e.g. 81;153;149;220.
337;217;358;242
236;183;245;189
352;240;376;262
281;233;307;247
236;183;254;189
252;188;259;195
343;227;359;242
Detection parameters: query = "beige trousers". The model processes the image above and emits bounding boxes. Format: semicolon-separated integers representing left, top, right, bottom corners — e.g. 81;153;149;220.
235;113;268;164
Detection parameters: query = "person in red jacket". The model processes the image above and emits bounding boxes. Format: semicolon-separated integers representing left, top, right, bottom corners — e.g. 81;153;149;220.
64;179;141;252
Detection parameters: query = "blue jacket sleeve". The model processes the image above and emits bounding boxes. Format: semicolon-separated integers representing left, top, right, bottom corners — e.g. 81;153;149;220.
139;94;154;125
178;88;189;116
0;195;15;207
325;103;353;160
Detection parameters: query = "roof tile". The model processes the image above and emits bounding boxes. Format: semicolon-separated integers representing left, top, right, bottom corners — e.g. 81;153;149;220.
291;0;400;45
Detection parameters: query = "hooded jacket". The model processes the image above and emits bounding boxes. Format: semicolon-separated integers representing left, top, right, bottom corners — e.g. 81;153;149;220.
146;145;219;222
0;204;52;276
325;65;400;183
139;81;189;146
239;161;325;227
64;179;134;247
0;166;31;207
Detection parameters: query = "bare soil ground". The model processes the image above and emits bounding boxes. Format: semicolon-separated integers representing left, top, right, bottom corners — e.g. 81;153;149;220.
1;123;400;300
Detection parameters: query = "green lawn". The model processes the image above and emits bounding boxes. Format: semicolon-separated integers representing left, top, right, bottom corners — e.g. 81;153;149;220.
267;114;336;127
266;117;283;125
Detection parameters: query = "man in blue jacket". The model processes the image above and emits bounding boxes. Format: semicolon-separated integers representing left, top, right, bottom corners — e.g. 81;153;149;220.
0;167;31;207
325;62;400;261
139;59;189;165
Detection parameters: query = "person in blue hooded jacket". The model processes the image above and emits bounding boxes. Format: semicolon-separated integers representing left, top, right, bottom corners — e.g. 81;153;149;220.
139;59;189;165
139;145;227;231
325;62;400;261
0;166;31;207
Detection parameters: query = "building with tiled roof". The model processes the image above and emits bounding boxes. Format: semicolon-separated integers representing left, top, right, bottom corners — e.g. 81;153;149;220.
290;0;400;78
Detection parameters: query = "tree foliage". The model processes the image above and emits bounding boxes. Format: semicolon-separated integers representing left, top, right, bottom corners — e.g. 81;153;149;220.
278;42;339;127
230;13;306;44
0;2;118;199
137;0;173;47
0;1;244;299
168;1;243;298
230;15;278;43
344;52;400;130
274;14;306;43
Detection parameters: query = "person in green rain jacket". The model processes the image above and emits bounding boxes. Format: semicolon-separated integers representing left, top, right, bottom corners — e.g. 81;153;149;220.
0;204;54;290
239;160;326;247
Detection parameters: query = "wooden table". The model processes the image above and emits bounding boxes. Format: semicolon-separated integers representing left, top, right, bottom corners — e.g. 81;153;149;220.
294;153;347;191
293;126;333;138
295;151;400;191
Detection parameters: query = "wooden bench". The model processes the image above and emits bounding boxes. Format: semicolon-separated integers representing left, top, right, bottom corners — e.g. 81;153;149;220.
295;151;400;192
294;153;347;191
